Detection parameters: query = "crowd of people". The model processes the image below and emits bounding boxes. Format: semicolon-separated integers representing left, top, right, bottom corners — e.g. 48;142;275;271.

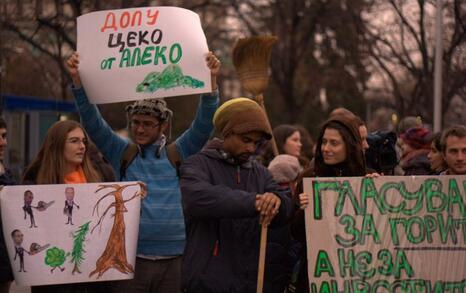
0;49;464;293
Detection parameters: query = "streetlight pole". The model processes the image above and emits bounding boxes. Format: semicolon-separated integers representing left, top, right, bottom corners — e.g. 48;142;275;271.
433;0;443;132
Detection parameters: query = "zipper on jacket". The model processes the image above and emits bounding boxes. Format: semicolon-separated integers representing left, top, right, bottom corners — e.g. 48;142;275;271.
236;165;241;184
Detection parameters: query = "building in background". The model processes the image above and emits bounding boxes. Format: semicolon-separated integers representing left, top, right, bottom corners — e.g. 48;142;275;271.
1;94;76;179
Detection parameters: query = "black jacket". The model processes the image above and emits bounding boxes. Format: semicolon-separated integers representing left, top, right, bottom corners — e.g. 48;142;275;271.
0;169;16;282
180;140;292;293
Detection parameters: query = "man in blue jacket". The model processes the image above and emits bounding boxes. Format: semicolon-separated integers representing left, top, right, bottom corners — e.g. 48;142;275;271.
67;52;220;293
180;98;292;293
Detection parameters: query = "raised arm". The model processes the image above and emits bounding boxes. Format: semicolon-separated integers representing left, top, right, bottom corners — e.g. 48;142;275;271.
175;52;220;159
66;52;128;170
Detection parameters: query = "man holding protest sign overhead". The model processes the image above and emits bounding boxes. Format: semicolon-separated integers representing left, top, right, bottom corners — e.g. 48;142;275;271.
66;47;220;292
179;98;292;293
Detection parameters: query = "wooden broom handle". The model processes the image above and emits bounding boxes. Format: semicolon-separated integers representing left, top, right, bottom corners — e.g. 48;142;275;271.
255;93;278;293
254;94;279;156
257;223;268;293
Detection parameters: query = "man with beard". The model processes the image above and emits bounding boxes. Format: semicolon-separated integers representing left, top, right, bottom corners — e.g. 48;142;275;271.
179;98;292;293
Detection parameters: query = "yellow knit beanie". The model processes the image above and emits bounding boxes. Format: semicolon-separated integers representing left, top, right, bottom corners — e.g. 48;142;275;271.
213;98;272;139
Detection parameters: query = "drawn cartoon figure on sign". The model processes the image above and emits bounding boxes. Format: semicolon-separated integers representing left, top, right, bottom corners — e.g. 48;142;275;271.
64;187;80;225
22;190;54;228
22;190;38;228
136;64;205;93
11;229;50;273
11;229;30;272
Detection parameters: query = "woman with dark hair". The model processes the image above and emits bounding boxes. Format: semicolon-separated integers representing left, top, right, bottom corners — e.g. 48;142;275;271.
22;120;107;293
260;124;303;167
294;125;314;168
288;116;368;293
312;119;366;177
427;132;447;174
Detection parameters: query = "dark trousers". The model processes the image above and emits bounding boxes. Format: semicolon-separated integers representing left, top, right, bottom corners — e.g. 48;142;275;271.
112;256;182;293
0;282;11;293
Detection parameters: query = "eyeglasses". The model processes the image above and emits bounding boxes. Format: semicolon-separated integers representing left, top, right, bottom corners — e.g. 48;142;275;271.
130;119;161;130
67;137;88;145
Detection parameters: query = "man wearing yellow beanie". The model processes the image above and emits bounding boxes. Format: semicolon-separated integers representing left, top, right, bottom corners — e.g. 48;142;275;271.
179;98;292;292
213;97;272;140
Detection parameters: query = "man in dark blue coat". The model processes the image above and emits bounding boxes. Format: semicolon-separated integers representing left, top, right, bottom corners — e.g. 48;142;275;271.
180;98;292;293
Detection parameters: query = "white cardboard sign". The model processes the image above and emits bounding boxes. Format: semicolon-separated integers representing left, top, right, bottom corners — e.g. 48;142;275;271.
77;7;211;104
303;175;466;292
0;182;144;286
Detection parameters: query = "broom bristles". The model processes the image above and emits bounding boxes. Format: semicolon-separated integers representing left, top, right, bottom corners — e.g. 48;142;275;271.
233;36;278;71
232;36;278;95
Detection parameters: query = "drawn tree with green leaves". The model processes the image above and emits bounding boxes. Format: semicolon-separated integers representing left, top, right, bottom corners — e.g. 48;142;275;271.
136;64;205;93
70;221;90;275
45;247;69;273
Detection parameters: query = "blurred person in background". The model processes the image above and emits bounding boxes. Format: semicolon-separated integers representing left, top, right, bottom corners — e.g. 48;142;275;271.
397;116;422;136
260;124;304;168
266;154;302;293
394;116;423;175
398;127;432;175
427;133;447;174
294;125;313;168
365;131;398;175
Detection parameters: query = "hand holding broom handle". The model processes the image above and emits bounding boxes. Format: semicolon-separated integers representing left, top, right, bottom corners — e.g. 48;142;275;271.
257;223;268;293
233;35;278;293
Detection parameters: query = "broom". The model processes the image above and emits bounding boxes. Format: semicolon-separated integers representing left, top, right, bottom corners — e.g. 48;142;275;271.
233;35;279;156
232;35;278;293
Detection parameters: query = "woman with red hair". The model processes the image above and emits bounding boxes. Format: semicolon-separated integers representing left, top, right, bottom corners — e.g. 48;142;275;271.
398;127;432;175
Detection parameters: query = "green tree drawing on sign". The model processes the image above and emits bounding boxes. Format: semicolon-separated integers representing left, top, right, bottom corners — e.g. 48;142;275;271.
70;221;91;275
45;247;69;273
135;64;205;93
